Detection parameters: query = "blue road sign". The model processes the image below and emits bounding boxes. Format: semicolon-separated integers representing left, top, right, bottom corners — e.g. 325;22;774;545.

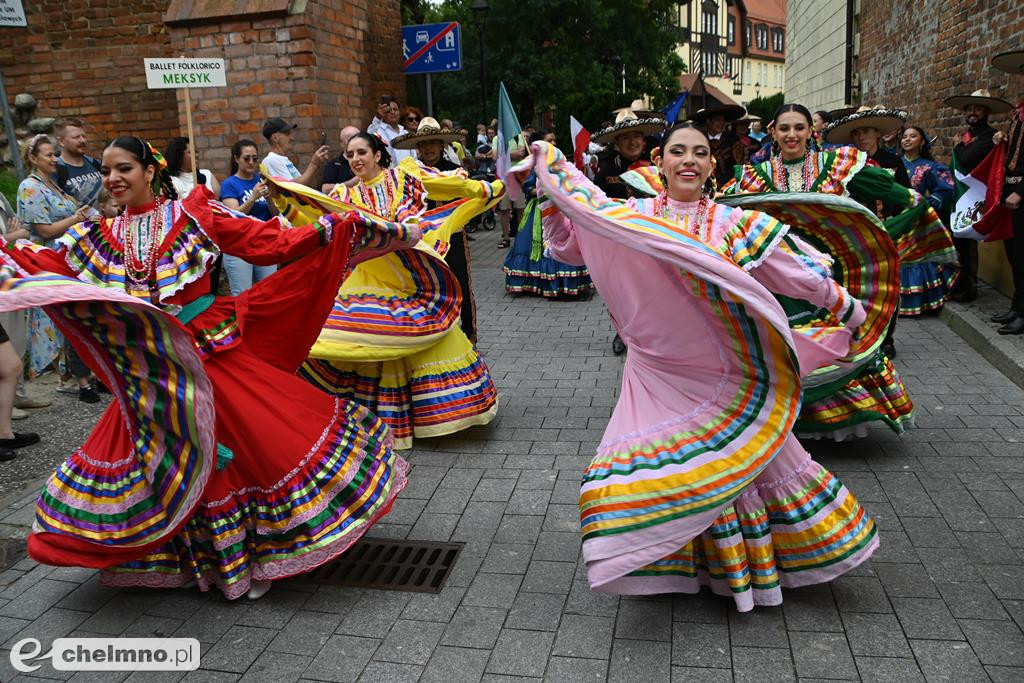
402;22;462;75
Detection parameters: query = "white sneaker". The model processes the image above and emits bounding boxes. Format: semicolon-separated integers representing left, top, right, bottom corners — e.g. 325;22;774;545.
11;407;27;420
56;379;78;395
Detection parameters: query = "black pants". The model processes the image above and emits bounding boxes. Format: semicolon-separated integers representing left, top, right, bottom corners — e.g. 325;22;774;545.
953;237;979;293
1004;208;1024;315
444;232;477;343
65;338;90;379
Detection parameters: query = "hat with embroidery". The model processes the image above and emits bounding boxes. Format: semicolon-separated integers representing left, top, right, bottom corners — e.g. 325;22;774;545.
391;117;467;149
823;105;908;144
592;109;666;145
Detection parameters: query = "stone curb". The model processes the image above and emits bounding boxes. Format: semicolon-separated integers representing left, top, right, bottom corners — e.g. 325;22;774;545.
940;301;1024;390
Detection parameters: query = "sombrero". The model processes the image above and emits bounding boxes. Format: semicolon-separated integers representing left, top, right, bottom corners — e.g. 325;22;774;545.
612;99;666;121
592;110;665;145
827;105;858;120
733;112;762;123
943;89;1013;115
823;105;907;144
992;50;1024;75
391;117;467;149
690;104;746;124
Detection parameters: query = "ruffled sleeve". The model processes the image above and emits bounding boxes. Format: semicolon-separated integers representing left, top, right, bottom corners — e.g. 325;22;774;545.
846;164;917;209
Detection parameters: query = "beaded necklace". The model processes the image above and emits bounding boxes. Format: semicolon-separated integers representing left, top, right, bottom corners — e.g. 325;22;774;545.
771;149;818;192
356;171;397;215
653;191;710;241
113;198;165;286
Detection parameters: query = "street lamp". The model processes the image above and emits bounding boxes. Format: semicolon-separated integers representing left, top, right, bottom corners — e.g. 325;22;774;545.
472;0;489;123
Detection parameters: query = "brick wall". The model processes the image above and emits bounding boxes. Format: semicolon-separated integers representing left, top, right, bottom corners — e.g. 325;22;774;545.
858;0;1024;294
0;0;176;150
858;0;1024;163
0;0;405;178
167;0;406;178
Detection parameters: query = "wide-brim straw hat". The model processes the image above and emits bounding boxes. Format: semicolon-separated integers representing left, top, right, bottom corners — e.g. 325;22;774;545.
592;110;665;145
823;105;907;143
943;89;1013;114
734;112;761;123
391;117;467;149
612;99;666;121
992;50;1024;75
689;104;746;124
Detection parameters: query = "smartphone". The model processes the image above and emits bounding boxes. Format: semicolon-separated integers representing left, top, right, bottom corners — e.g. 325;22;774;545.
319;130;327;148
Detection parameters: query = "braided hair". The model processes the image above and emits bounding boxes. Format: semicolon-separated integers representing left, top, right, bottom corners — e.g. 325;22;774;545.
107;136;178;201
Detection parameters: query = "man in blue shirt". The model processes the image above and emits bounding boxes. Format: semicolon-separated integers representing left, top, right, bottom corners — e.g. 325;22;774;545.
54;118;102;207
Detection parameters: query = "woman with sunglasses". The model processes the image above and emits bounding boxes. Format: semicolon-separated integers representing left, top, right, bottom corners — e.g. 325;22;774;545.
219;139;277;294
0;135;417;600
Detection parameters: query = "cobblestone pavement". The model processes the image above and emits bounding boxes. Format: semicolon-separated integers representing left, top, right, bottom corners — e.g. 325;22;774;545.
0;227;1023;682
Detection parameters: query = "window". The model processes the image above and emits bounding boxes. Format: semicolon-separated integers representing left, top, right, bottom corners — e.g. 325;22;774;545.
744;21;751;47
756;24;768;50
727;16;735;45
727;56;740;81
772;28;785;53
702;10;717;36
702;50;719;76
745;60;751;85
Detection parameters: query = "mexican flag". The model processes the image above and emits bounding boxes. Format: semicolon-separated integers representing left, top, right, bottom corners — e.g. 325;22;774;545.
951;143;1012;241
569;116;590;173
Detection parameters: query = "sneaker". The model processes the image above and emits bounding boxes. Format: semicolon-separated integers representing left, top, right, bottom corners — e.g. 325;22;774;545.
0;432;40;449
78;386;100;404
15;396;51;409
56;379;79;395
11;407;28;420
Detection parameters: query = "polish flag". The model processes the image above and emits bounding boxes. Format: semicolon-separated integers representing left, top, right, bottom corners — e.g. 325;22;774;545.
570;116;590;172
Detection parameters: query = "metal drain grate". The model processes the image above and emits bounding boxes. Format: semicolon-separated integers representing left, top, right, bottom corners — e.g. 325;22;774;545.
307;538;464;593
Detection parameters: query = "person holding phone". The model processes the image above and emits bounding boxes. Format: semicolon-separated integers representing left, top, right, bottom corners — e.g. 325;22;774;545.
260;117;329;188
220;139;278;295
367;95;416;163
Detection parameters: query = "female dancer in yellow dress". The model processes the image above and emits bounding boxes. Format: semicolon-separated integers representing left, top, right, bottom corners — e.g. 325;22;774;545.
275;133;501;449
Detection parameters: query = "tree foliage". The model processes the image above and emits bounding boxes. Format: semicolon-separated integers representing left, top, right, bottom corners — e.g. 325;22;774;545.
745;92;785;123
405;0;686;149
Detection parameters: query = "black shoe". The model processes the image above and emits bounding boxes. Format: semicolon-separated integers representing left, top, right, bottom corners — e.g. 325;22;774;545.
92;380;111;394
991;310;1018;324
881;340;896;359
998;318;1024;335
611;334;627;356
0;447;15;462
950;289;977;303
79;386;100;404
0;432;40;449
465;234;476;241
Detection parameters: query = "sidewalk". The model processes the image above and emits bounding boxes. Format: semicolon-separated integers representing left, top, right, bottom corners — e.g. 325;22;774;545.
0;230;1022;681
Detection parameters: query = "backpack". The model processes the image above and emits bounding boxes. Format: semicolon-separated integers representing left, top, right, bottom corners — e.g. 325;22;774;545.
56;155;101;191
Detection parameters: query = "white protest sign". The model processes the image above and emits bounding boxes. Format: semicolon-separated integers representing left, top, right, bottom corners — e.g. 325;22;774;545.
0;0;27;27
144;58;226;89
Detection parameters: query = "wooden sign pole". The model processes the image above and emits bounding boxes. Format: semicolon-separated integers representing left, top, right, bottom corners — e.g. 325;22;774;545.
181;56;198;186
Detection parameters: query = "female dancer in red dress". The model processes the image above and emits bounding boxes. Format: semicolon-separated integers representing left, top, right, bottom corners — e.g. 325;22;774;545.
0;137;414;600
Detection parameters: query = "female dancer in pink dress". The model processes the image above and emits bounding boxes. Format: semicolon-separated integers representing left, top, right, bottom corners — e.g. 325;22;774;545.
511;123;881;610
